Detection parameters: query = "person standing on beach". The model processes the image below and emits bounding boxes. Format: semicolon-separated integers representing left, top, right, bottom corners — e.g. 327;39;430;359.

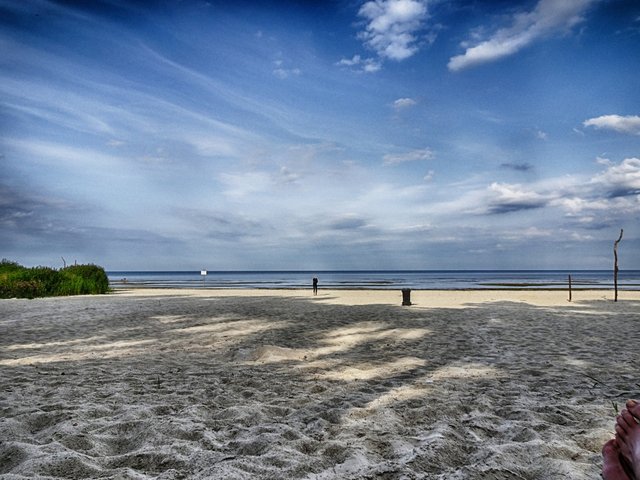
312;277;318;295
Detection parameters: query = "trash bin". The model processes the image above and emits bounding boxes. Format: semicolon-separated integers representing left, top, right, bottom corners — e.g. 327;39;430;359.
402;288;411;306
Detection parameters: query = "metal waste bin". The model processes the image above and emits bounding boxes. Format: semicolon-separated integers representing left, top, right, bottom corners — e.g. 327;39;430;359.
402;288;411;306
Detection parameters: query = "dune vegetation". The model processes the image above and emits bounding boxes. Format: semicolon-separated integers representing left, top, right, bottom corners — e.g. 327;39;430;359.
0;259;109;298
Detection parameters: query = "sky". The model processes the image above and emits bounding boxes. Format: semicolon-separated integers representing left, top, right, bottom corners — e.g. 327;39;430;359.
1;0;639;271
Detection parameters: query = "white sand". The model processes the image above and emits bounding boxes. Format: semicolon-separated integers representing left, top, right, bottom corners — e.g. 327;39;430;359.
1;288;639;479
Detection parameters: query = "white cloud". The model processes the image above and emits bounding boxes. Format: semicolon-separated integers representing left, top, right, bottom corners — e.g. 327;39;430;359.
485;182;550;214
591;157;640;197
383;148;434;165
337;55;361;66
448;0;595;71
358;0;429;61
557;195;639;219
583;115;640;135
474;158;640;219
336;54;382;73
392;97;417;110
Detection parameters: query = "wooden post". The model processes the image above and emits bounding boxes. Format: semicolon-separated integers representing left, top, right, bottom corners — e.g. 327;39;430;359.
568;274;572;302
614;229;623;302
402;289;412;306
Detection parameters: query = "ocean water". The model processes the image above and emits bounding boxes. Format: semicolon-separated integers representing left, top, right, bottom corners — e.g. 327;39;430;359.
107;270;640;290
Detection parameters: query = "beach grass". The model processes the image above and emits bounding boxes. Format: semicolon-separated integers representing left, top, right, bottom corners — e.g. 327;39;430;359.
0;259;110;298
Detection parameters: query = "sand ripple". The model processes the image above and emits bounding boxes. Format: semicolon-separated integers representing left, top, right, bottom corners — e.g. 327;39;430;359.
1;292;638;478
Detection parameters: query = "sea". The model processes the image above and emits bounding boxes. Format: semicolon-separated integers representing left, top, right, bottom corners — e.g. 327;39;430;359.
107;270;640;291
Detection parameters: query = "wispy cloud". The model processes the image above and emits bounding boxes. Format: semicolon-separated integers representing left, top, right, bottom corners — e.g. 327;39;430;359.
383;148;434;165
272;60;301;79
357;0;429;62
174;207;267;242
583;114;640;135
0;182;73;234
4;138;125;170
448;0;595;71
277;166;301;185
326;214;369;231
272;68;301;79
501;162;534;172
218;171;273;199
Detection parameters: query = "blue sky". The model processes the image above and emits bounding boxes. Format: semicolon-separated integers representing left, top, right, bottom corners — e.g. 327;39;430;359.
1;0;639;270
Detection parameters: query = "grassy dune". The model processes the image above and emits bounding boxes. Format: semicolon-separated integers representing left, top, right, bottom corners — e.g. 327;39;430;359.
0;260;109;298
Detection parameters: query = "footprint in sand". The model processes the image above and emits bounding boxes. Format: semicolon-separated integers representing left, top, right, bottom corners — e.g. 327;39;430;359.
0;444;28;475
58;433;94;452
34;453;103;479
24;411;69;435
97;420;149;456
107;451;186;473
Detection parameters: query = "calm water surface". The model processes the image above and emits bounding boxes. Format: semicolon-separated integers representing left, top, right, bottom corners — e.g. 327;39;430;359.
107;270;640;290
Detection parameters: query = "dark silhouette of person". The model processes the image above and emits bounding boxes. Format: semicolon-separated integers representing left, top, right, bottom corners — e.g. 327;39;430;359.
603;399;640;479
312;277;318;295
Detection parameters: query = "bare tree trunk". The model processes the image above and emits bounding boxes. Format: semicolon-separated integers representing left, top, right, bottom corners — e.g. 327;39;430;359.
614;229;623;302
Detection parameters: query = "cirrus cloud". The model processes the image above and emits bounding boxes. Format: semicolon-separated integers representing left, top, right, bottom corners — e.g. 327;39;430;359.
383;148;434;165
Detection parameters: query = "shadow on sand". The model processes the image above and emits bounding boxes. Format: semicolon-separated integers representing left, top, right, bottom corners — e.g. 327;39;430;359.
0;294;638;478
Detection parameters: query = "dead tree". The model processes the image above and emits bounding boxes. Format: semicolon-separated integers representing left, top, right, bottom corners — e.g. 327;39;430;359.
614;229;623;302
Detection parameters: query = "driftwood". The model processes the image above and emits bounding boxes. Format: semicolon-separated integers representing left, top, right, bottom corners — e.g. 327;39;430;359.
614;229;623;302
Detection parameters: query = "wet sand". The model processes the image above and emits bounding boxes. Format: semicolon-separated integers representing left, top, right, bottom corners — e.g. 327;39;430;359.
1;288;639;479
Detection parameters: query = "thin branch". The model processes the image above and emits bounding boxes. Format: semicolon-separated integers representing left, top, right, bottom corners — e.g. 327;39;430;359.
614;228;623;302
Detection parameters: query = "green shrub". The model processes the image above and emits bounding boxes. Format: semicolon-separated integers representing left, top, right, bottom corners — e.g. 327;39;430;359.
0;260;110;298
22;267;60;295
59;264;110;295
0;279;44;299
0;259;22;274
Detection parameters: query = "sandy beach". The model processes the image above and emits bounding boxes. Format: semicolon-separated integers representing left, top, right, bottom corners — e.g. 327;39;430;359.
1;288;639;479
